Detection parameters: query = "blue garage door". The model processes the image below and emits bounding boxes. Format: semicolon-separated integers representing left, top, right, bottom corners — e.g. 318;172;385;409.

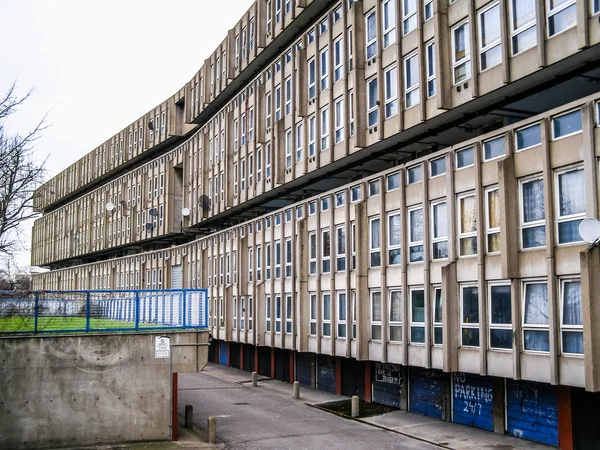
372;363;402;408
218;340;229;366
296;352;314;388
409;368;443;419
317;355;336;393
506;380;558;446
452;372;494;431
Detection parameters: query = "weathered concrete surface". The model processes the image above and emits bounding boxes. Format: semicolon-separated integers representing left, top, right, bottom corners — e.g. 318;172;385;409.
0;331;209;450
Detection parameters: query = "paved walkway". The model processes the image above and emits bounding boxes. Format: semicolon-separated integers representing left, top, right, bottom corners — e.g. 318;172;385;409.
179;363;554;450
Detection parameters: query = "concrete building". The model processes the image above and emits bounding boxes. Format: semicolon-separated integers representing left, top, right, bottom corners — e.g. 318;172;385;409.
31;1;600;448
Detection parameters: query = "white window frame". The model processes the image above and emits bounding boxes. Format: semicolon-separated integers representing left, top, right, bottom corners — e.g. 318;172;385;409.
402;0;417;35
371;290;382;340
384;65;398;119
388;211;401;266
551;109;582;141
334;35;344;82
389;289;402;342
509;0;537;55
308;115;316;157
334;97;344;144
320;47;329;92
296;121;303;163
320;106;329;151
546;0;577;37
367;77;378;127
488;282;512;350
478;2;502;71
458;192;478;257
285;237;292;277
323;292;332;337
560;278;583;356
285;128;292;169
286;294;293;333
310;293;317;335
336;225;346;271
309;232;317;275
308;58;316;100
409;287;425;344
365;10;377;59
460;284;479;348
485;186;500;254
452;21;471;84
555;166;586;245
370;217;381;268
519;176;546;250
431;200;448;260
275;85;282;121
432;286;443;345
382;0;396;46
322;228;331;273
275;295;282;333
515;123;542;152
522;280;550;353
337;291;347;338
404;51;420;109
285;76;292;116
456;146;475;170
408;206;424;263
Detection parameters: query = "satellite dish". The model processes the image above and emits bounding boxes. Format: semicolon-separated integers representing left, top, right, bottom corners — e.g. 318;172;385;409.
148;121;154;131
149;208;158;216
106;202;115;212
578;218;600;245
199;195;211;210
145;223;154;232
182;208;190;217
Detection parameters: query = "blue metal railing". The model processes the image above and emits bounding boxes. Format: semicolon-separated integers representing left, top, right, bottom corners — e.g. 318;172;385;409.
0;289;209;335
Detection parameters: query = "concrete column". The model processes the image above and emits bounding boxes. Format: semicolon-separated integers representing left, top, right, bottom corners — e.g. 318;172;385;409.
293;381;300;400
351;396;359;418
207;416;216;444
252;371;258;387
582;246;600;391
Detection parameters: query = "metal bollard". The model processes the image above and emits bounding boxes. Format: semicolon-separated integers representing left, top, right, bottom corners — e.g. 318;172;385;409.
351;395;360;418
184;404;193;429
252;371;258;387
207;416;216;444
292;381;300;399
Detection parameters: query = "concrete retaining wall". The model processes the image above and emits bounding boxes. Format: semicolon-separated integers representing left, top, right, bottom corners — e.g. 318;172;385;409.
0;331;209;449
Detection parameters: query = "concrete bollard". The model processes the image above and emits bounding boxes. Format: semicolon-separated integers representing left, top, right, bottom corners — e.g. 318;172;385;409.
292;381;300;399
252;371;258;387
351;395;359;418
184;404;193;429
207;416;216;444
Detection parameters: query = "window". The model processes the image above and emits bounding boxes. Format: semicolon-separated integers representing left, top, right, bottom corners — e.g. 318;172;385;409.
452;21;471;84
523;282;549;352
337;226;346;271
335;191;345;207
285;77;292;116
240;160;246;191
520;177;546;249
369;179;380;197
309;200;316;215
547;0;576;36
285;129;292;169
402;0;417;35
552;110;582;140
285;209;292;223
410;288;425;343
334;97;344;143
404;52;420;108
489;284;512;349
266;242;271;279
285;0;291;14
307;28;315;44
308;115;316;157
433;288;443;344
426;41;436;97
407;166;422;184
248;248;253;282
286;294;292;333
370;218;381;267
321;196;330;211
320;47;329;91
321;106;329;150
248;296;253;330
266;93;272;128
456;147;474;169
389;290;402;342
241;113;247;146
275;0;281;22
351;185;361;202
310;293;317;335
371;291;382;340
459;194;477;256
275;85;281;121
275;295;282;333
556;167;585;244
365;11;377;59
367;77;378;127
510;0;537;54
561;279;583;355
461;285;479;347
409;207;424;262
275;240;282;278
323;293;331;336
486;187;500;253
595;0;600;14
333;5;342;22
308;58;316;100
266;143;272;179
386;172;400;191
432;201;448;259
320;18;328;34
296;205;303;219
348;27;354;72
322;229;331;273
233;296;238;329
424;0;433;21
266;295;271;332
384;65;398;118
516;123;541;151
334;36;344;82
338;292;347;337
478;2;501;70
484;136;505;161
430;157;445;177
351;222;356;270
309;232;317;274
382;0;396;46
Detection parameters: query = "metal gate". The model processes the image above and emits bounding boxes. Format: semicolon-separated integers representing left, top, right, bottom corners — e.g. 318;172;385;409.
372;363;402;408
506;380;558;446
171;265;183;289
317;354;336;393
296;352;314;387
452;372;494;431
409;367;444;418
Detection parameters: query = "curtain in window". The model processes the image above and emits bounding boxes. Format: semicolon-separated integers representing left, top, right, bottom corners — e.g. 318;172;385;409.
371;219;381;249
410;208;424;242
524;283;548;324
460;196;477;233
513;0;536;28
323;232;331;257
523;179;544;222
488;190;500;229
390;291;402;322
323;295;331;321
337;228;346;254
559;170;585;216
389;215;401;246
563;281;582;325
433;202;447;238
372;292;382;321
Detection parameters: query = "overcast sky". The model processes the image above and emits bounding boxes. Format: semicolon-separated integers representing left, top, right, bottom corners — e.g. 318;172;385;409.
0;0;254;270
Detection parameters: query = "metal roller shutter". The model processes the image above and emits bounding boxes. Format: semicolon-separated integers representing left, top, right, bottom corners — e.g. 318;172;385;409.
452;372;494;431
295;352;314;387
317;355;336;394
410;367;444;419
372;363;402;408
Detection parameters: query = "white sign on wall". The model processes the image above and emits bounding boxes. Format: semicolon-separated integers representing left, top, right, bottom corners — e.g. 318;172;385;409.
155;336;171;359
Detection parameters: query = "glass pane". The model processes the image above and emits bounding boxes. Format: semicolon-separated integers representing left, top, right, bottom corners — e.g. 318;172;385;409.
433;202;448;238
310;295;316;319
390;325;403;342
562;281;582;326
323;295;331;320
512;26;536;54
372;292;381;321
487;189;500;229
484;136;505;160
434;289;443;323
513;0;536;28
368;79;378;108
338;294;347;321
490;329;513;349
389;248;401;265
408;166;422;183
522;225;546;248
460;237;477;256
337;228;346;254
410;208;424;242
558;170;585;216
411;290;425;323
433;241;447;258
390;291;402;322
524;283;548;325
387;172;400;190
409;245;424;262
558;219;584;244
323;232;330;257
389;214;401;246
562;331;583;354
310;322;316;335
490;285;511;324
372;324;382;340
411;326;425;343
371;219;380;249
481;45;502;70
516;124;541;150
371;251;381;267
457;147;474;168
480;4;500;47
553;110;582;139
430;158;445;177
434;326;443;345
462;286;479;324
460;196;477;233
548;4;576;36
488;233;501;253
522;179;545;223
338;324;346;338
323;323;331;336
524;330;549;352
405;54;419;89
462;328;480;347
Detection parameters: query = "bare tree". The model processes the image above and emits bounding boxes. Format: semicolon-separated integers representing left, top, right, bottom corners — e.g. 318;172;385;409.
0;81;47;257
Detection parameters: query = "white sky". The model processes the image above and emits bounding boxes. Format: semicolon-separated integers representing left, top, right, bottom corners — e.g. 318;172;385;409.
0;0;254;270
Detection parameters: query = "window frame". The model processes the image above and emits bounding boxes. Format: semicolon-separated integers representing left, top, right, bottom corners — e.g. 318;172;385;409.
384;65;398;119
371;290;382;340
477;1;502;71
551;109;583;141
309;293;317;335
509;0;537;55
461;284;480;348
458;192;478;257
519;176;546;250
370;217;381;268
334;35;344;82
336;225;346;271
337;291;347;338
432;286;443;345
388;211;401;266
322;292;332;337
309;232;317;275
322;228;331;273
426;40;436;98
488;282;513;351
560;278;583;356
546;0;577;37
367;77;378;127
451;20;471;84
382;0;397;46
389;289;402;342
365;10;377;59
408;206;424;263
334;96;345;144
522;280;550;353
404;51;420;109
431;200;449;260
485;186;501;254
515;122;542;152
554;166;586;245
